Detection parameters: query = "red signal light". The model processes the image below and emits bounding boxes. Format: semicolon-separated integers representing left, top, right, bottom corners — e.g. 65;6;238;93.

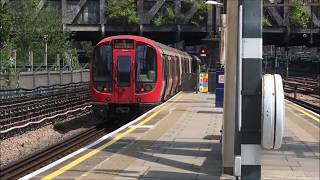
200;47;207;56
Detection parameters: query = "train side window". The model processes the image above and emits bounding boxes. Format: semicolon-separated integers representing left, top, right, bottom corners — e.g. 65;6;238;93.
169;57;171;77
181;58;184;75
167;56;170;78
186;59;189;73
161;55;165;80
93;44;112;82
171;57;174;77
174;58;176;77
182;58;186;75
175;56;179;76
136;44;157;82
185;59;188;73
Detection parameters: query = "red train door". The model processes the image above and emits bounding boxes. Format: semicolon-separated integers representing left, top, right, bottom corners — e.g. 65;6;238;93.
113;51;134;103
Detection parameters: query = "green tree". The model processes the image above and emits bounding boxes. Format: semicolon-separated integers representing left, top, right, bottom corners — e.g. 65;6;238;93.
4;0;76;66
106;0;138;25
190;1;207;26
0;5;13;73
0;5;12;48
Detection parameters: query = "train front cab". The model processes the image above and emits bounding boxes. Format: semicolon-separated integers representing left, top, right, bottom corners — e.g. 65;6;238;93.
90;36;163;117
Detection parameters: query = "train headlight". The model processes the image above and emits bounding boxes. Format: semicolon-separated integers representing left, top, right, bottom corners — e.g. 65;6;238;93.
95;84;104;91
94;82;112;93
144;84;152;91
136;83;155;94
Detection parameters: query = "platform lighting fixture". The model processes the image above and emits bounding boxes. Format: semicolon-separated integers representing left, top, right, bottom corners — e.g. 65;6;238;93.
205;0;223;6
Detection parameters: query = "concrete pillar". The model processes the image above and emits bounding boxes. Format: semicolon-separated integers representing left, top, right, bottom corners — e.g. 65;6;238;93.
223;0;238;174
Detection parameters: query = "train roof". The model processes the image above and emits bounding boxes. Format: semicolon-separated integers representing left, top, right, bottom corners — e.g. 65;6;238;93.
96;35;156;47
96;35;191;59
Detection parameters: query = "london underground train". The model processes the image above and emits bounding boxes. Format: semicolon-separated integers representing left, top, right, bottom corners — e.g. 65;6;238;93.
90;35;193;119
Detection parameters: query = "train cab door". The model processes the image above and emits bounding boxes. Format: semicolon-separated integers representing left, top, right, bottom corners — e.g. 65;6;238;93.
113;51;134;103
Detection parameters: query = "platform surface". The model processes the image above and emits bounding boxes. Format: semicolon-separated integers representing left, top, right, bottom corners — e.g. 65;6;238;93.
25;92;319;180
261;101;319;179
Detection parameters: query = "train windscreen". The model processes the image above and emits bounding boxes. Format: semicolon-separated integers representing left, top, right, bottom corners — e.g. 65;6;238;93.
136;45;156;82
93;45;112;82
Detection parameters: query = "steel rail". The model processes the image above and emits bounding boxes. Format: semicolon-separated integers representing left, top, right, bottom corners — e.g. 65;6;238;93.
285;95;320;115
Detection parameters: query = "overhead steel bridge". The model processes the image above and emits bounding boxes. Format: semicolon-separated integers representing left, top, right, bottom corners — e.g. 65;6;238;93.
2;0;319;46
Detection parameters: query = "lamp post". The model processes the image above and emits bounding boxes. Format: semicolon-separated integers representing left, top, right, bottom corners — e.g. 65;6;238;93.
204;0;223;37
43;34;48;71
205;0;226;67
205;0;223;6
203;0;223;70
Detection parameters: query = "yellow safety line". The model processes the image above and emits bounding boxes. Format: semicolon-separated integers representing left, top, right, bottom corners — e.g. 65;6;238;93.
41;93;183;180
287;103;320;123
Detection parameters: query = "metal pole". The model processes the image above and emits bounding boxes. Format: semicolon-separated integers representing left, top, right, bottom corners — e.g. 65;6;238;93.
29;51;33;72
43;35;48;71
220;14;227;67
274;48;278;74
286;56;289;79
234;3;243;177
57;54;60;71
265;56;268;73
12;50;16;73
286;48;289;79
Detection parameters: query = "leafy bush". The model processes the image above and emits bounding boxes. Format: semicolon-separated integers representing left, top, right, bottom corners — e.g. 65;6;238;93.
263;17;272;26
289;0;310;27
0;50;12;74
106;0;138;25
63;49;79;70
154;6;175;26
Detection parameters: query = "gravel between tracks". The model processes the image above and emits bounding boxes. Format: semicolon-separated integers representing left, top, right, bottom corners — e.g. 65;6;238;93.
0;112;102;168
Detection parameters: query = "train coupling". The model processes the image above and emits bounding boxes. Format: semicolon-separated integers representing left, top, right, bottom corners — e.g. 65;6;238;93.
116;106;130;114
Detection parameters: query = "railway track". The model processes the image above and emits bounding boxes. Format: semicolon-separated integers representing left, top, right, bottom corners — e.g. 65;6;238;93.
0;83;90;139
0;126;107;180
0;107;146;180
285;95;320;114
283;76;319;114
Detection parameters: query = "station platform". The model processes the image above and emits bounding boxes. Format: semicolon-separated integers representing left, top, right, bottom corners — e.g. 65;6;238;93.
22;92;319;180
